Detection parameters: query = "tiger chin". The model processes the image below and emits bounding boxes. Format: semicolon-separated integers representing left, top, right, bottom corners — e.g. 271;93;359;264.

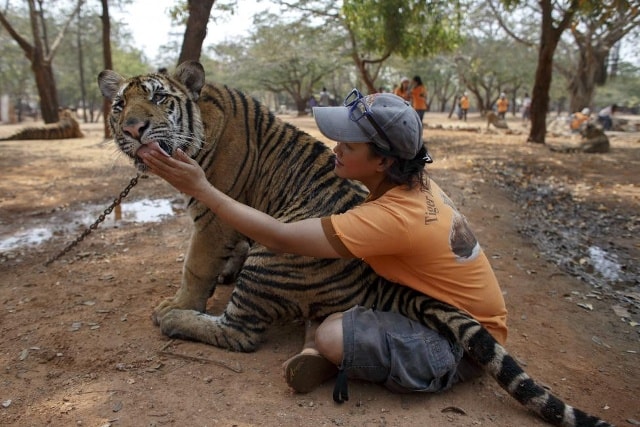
0;109;83;141
97;61;612;427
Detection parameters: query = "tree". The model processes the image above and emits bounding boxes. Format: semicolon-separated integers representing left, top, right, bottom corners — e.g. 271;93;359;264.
454;35;536;115
0;0;84;123
100;0;113;136
491;0;580;143
403;56;459;113
0;10;35;121
75;3;87;122
489;0;639;143
527;0;581;143
271;0;463;93
212;14;345;115
561;3;640;113
178;0;216;64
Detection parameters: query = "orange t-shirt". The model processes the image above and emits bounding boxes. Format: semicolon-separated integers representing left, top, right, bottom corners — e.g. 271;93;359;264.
411;85;428;110
570;112;589;130
394;86;411;102
322;182;508;344
497;98;509;113
460;96;470;110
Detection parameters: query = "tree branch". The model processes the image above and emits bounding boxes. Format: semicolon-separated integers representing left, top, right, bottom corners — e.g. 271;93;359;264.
0;10;35;59
487;0;535;47
46;0;85;61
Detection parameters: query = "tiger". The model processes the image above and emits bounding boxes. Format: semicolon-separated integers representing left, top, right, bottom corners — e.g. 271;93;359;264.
549;123;610;153
0;109;83;141
486;110;509;129
97;61;611;427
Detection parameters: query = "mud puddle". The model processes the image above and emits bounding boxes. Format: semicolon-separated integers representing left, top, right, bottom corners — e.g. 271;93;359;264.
0;198;180;252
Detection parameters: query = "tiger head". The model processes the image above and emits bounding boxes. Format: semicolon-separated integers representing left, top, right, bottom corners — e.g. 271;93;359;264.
97;61;205;171
580;121;605;139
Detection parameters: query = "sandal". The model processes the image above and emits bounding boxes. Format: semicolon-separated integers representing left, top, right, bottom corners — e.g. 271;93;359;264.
283;352;338;393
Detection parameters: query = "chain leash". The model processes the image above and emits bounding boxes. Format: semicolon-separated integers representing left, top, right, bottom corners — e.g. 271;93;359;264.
44;174;141;267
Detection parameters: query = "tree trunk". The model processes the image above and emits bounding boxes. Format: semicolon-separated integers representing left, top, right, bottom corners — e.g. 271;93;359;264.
30;0;58;123
527;0;577;144
36;0;50;56
76;7;88;122
0;0;82;123
527;43;554;144
32;53;59;123
178;0;216;65
568;43;609;113
350;51;377;94
295;97;308;116
100;0;113;138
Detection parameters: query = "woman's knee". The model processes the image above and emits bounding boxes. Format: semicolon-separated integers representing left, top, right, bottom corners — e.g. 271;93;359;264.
315;312;344;365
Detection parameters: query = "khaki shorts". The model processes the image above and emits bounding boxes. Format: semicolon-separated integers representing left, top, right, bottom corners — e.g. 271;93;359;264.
341;306;481;393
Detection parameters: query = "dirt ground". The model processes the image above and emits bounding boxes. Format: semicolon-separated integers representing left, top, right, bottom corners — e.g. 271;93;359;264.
0;113;638;427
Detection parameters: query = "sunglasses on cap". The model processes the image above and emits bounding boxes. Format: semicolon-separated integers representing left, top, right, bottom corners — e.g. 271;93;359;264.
343;89;433;164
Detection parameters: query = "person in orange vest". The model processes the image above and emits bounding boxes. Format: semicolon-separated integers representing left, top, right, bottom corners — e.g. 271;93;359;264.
496;93;509;120
459;92;470;121
570;108;590;132
394;77;411;102
410;75;428;122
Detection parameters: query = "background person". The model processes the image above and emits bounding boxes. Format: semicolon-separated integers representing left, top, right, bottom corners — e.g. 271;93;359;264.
597;104;617;131
394;77;411;102
410;75;428;122
496;93;509;120
570;108;590;132
319;87;330;107
459;92;470;122
521;93;531;122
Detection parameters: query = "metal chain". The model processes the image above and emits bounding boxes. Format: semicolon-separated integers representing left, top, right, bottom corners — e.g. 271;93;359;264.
44;174;141;267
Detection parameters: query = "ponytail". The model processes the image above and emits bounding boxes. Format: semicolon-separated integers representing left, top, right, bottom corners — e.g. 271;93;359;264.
369;144;431;190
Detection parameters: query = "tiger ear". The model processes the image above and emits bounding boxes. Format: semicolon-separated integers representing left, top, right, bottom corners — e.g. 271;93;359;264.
174;61;205;100
97;70;125;100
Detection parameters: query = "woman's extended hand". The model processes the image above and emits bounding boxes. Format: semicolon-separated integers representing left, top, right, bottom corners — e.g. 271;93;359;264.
137;143;210;200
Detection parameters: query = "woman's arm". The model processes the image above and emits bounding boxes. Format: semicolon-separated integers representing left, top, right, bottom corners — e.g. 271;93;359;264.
138;144;341;258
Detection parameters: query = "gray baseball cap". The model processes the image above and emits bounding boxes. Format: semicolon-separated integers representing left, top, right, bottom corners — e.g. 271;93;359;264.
313;92;424;160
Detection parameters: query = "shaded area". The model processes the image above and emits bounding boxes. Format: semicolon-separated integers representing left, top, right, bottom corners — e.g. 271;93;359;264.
479;159;639;317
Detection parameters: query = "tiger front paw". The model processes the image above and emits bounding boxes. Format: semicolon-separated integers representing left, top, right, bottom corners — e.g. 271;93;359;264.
159;309;216;344
152;292;207;326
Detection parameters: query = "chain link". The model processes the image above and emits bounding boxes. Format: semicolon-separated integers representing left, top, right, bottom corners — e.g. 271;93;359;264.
44;175;141;267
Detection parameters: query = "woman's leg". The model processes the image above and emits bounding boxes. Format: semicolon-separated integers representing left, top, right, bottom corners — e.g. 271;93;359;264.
335;306;465;393
284;307;482;395
282;317;339;393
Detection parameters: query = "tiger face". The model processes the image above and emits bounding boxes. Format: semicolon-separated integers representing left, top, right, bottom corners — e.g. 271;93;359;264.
97;63;205;171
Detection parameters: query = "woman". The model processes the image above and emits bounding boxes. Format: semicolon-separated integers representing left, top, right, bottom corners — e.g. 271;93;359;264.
459;92;470;122
138;90;507;397
410;75;428;122
393;77;411;102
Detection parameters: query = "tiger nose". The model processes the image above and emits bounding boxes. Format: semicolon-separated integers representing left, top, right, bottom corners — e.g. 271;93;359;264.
122;118;149;140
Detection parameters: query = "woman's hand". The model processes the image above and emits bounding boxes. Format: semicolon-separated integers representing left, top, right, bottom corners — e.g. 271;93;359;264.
137;143;210;200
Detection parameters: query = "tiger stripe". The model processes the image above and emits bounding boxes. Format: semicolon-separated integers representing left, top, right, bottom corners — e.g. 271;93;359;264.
97;61;611;427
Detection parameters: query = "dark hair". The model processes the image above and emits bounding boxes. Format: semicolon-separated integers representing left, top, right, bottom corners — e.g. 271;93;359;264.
368;143;429;190
413;76;423;86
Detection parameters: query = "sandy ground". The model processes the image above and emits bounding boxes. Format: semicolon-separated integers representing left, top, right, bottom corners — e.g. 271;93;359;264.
0;113;638;427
